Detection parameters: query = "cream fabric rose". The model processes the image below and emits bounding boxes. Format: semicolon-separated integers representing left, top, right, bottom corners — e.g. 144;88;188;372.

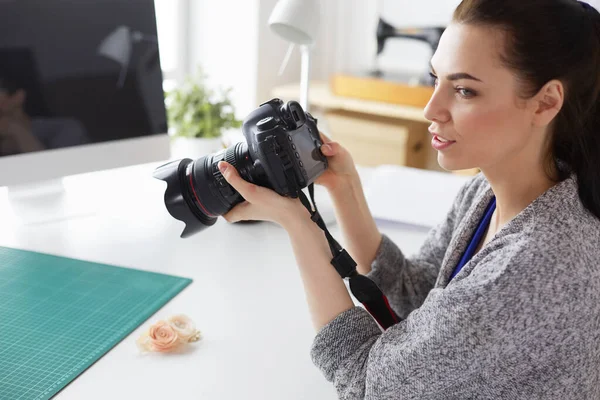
136;332;152;353
167;314;202;343
136;315;202;353
143;320;181;353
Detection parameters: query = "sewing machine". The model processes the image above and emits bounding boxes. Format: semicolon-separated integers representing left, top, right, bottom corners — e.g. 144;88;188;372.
330;18;445;108
373;18;445;86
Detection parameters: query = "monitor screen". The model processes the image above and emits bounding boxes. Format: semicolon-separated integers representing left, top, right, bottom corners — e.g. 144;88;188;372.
0;0;167;157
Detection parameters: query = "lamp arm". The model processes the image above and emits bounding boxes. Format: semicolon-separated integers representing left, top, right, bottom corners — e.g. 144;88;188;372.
300;44;311;112
278;43;295;76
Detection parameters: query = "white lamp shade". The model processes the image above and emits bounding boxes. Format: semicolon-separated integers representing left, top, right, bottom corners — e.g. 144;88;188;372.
97;26;132;66
268;0;320;45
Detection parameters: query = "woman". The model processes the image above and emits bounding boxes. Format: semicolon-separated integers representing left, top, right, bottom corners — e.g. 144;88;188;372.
218;0;600;398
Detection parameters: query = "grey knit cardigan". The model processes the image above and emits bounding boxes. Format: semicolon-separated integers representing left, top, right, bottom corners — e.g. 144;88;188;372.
310;173;600;399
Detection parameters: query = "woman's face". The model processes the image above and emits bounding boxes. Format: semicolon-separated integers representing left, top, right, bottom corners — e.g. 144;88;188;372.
424;23;539;173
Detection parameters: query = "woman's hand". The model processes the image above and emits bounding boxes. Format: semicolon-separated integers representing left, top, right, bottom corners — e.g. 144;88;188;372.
218;161;308;228
315;132;358;193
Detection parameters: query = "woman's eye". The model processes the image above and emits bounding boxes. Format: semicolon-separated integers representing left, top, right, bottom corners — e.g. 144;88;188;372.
456;88;476;98
429;72;438;86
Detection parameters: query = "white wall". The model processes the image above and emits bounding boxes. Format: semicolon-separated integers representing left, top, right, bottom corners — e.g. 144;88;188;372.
254;0;301;107
187;0;260;119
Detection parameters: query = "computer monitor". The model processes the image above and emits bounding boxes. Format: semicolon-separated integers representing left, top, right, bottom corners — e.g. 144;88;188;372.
0;0;169;190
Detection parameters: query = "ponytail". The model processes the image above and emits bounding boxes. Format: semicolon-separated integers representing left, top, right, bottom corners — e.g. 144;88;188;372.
551;99;600;220
551;1;600;220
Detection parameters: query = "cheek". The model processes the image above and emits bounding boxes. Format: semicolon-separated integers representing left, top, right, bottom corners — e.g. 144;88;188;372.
454;103;527;153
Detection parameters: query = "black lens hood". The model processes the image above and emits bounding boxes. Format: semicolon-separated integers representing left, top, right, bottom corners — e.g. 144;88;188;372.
153;158;217;238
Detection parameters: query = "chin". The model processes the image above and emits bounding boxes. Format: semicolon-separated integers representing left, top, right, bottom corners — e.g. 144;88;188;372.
436;153;477;172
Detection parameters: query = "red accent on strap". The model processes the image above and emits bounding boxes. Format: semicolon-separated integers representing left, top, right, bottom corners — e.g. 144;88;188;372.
189;173;216;217
382;295;399;323
363;296;398;329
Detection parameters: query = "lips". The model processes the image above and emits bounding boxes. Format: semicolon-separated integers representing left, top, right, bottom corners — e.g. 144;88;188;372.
435;135;452;143
429;130;455;143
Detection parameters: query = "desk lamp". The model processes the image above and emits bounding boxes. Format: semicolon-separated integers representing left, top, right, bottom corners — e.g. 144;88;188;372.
268;0;320;112
98;25;158;88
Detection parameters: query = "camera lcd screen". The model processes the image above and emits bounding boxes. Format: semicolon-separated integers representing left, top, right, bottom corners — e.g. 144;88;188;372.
293;126;323;180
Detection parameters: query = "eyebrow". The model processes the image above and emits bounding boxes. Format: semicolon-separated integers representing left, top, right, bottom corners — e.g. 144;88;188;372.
429;62;483;83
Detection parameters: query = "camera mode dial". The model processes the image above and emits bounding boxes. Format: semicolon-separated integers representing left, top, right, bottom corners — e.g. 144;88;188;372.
256;116;277;132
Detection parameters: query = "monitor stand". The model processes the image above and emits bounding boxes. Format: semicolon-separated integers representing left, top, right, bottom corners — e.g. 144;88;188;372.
6;178;99;225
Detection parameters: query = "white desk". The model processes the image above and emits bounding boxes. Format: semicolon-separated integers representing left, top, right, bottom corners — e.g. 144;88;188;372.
0;162;430;399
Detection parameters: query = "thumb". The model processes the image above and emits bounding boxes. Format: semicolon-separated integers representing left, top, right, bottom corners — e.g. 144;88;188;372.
320;142;339;157
319;130;333;144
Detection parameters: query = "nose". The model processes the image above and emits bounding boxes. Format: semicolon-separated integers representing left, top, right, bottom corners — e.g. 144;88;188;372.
424;85;451;124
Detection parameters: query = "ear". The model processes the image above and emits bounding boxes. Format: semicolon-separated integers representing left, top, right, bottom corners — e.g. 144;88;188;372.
531;80;564;128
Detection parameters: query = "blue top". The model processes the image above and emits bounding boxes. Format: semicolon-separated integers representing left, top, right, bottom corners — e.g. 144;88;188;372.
449;196;496;282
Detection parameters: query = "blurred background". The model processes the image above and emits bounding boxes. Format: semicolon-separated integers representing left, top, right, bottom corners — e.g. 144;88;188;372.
156;0;460;115
3;0;599;186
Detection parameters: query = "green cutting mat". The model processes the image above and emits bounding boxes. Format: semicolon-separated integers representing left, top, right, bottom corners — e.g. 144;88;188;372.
0;246;192;400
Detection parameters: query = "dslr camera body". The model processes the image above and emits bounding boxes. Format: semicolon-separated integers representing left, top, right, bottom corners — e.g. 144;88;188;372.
154;98;328;237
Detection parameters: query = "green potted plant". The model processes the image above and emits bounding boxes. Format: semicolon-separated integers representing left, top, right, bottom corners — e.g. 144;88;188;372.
165;68;242;158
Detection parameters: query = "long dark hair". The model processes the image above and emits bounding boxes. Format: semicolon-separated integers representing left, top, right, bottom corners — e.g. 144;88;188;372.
453;0;600;220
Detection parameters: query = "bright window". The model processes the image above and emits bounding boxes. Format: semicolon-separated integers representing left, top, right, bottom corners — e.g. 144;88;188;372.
154;0;189;86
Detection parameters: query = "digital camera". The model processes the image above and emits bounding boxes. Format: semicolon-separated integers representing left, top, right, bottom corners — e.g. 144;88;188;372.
153;98;328;237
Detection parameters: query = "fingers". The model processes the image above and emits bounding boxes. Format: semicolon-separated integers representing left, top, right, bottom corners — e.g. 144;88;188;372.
222;201;252;223
218;161;257;223
218;161;258;201
318;132;343;157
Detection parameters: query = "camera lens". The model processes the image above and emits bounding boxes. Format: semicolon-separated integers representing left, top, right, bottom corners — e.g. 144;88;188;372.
154;142;261;237
187;142;249;217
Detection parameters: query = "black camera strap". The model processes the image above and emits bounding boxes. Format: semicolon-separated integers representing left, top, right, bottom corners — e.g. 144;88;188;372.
296;183;400;330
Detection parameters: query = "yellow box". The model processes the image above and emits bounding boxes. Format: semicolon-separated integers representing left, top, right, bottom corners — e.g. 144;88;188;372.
330;73;434;108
